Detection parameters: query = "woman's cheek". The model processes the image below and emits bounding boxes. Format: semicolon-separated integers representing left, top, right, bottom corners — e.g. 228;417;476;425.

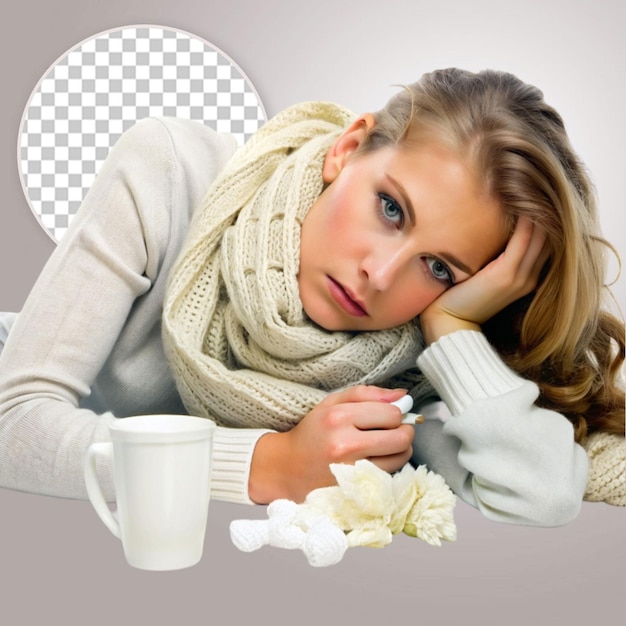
403;281;445;319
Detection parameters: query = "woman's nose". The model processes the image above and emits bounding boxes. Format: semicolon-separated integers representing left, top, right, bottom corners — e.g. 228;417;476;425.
359;245;411;292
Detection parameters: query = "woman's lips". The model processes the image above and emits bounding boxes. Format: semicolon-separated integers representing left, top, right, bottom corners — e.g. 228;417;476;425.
327;277;368;317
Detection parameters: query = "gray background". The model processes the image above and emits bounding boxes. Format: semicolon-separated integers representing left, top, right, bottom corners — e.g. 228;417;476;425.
1;1;623;624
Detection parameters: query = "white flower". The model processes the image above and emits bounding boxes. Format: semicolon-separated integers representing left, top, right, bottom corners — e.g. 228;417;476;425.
403;465;457;546
389;463;421;534
302;460;457;550
345;526;393;549
330;459;395;518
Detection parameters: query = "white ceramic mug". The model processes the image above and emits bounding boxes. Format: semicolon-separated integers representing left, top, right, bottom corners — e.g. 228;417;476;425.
84;414;216;571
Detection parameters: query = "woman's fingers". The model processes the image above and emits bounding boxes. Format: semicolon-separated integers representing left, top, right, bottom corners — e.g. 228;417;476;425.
368;448;415;473
500;216;548;292
523;220;551;284
317;384;407;408
317;388;415;456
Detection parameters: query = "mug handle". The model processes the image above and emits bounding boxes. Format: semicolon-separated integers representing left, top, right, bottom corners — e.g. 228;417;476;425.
83;442;121;539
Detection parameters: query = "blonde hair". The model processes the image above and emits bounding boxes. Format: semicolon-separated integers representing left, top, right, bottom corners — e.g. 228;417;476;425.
361;68;624;441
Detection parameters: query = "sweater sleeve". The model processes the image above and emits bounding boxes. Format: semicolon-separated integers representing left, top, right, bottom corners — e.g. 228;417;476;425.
0;117;267;505
412;330;589;526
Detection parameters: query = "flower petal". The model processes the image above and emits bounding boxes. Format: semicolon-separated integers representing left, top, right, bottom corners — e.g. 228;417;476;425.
330;460;394;517
346;525;393;548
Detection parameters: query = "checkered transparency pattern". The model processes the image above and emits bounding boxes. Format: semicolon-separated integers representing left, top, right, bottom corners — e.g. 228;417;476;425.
18;26;267;242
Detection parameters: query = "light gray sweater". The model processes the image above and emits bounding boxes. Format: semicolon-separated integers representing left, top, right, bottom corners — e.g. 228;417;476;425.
0;117;589;525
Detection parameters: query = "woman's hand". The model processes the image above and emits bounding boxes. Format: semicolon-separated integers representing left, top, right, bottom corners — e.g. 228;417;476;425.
248;386;415;504
420;216;549;344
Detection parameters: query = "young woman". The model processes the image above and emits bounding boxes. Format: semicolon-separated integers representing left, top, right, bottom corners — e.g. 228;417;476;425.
0;68;623;526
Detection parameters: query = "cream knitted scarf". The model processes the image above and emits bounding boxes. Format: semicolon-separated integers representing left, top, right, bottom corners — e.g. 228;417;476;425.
162;102;427;431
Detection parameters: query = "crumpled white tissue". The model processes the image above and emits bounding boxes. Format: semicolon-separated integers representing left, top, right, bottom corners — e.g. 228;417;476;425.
230;460;457;567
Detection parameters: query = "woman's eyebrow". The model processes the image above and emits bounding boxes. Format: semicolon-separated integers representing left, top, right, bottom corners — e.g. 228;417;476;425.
385;173;475;276
437;252;474;277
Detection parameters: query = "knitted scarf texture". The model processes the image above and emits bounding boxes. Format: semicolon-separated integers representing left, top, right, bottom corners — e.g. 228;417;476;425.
162;102;428;431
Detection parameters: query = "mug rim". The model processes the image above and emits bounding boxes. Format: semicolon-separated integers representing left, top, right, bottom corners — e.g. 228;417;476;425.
108;414;216;443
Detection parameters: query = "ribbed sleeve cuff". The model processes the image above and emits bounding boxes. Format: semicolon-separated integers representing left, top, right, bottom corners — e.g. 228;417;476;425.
210;427;275;504
417;330;525;416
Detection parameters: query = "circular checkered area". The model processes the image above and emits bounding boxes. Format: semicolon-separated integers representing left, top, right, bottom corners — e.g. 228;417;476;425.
18;25;267;242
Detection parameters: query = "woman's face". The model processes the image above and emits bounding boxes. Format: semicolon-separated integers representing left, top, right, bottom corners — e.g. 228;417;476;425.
298;120;509;331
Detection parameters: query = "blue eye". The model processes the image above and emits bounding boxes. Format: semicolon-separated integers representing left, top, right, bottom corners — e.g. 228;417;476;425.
378;193;404;227
425;257;454;286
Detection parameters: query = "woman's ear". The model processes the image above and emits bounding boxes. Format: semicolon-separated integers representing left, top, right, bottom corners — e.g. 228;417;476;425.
322;114;376;183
